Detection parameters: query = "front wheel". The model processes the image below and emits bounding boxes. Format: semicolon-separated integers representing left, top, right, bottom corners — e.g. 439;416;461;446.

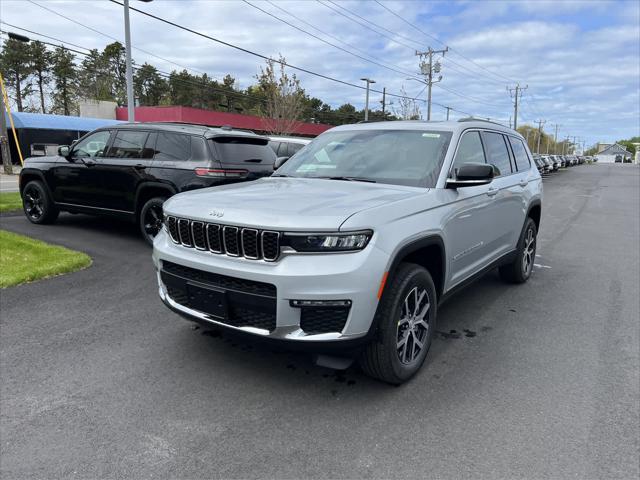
499;217;537;283
359;263;437;385
139;197;166;246
22;180;59;224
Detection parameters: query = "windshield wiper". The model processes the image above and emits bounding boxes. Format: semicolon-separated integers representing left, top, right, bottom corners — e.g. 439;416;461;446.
271;174;291;177
317;176;377;183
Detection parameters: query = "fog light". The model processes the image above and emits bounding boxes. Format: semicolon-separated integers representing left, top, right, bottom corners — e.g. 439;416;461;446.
290;299;352;308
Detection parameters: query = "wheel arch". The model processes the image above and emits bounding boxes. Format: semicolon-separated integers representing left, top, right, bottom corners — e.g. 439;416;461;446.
527;200;542;230
19;169;51;196
134;182;176;218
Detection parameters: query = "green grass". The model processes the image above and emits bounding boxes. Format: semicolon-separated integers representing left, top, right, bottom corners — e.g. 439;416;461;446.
0;230;92;288
0;192;22;213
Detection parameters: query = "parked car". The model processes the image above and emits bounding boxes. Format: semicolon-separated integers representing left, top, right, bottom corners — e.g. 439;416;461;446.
541;155;558;171
154;119;543;384
533;154;549;175
19;123;277;244
268;136;311;167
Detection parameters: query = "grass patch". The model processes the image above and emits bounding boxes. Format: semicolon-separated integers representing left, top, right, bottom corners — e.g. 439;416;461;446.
0;192;22;213
0;230;91;288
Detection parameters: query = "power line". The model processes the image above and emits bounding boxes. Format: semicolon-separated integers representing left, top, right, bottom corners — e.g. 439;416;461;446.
372;0;519;84
26;0;217;81
242;0;424;83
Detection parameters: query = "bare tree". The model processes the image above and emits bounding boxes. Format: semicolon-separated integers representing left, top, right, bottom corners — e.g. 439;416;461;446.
393;86;420;120
256;55;305;135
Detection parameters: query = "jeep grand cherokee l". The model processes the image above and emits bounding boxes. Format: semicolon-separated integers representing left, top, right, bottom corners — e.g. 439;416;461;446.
153;119;542;384
19;123;276;244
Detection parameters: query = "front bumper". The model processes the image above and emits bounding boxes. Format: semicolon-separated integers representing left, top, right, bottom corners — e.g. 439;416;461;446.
153;229;388;345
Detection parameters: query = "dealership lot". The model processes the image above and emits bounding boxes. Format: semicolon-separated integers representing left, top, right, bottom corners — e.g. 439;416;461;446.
1;164;638;478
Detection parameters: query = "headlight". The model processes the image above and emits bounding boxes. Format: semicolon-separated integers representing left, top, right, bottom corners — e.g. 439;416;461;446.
284;230;372;252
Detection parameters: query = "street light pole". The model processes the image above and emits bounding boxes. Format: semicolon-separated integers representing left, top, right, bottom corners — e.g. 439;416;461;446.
124;0;135;122
361;78;375;122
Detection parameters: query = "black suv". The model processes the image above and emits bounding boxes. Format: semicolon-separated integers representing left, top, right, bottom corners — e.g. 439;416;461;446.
19;123;276;243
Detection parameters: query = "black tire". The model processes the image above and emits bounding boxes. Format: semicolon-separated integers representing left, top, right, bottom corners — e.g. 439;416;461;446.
499;217;537;284
21;180;59;224
359;263;437;385
139;197;166;245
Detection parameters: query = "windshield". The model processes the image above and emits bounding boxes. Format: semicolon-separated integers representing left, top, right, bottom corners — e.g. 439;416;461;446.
276;129;453;187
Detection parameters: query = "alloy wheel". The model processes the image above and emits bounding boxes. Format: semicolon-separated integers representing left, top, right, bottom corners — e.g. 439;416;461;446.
23;187;44;220
522;227;536;276
396;286;430;365
144;204;164;239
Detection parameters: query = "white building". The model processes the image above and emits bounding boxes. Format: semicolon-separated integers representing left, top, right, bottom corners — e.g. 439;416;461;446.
595;143;633;163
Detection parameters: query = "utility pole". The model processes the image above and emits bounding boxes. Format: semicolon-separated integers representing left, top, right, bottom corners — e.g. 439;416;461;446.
416;46;448;121
446;106;452;121
507;83;528;130
571;136;578;154
535;119;546;154
380;87;386;117
552;123;560;154
361;77;376;122
0;82;12;174
123;0;135;122
562;135;570;155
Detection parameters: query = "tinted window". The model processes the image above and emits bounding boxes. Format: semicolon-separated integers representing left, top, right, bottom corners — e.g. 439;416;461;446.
451;131;486;176
210;137;276;166
155;132;191;161
190;136;209;162
277;142;288;157
268;141;281;154
72;130;111;158
277;129;453;188
287;142;305;157
508;137;531;172
482;132;512;176
106;130;149;159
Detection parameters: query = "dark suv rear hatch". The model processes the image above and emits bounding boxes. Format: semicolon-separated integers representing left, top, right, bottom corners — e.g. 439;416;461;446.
208;136;276;180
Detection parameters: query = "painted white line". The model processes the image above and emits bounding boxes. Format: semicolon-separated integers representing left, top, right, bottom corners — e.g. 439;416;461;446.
534;263;552;269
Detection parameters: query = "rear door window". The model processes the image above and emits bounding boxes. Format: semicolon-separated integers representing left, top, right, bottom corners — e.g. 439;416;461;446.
508;137;531;171
105;130;149;159
154;132;191;161
209;137;276;167
482;131;513;176
287;142;305;157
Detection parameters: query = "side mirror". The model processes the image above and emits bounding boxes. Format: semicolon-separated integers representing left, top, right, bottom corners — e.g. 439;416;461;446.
58;145;71;158
446;162;494;189
274;156;290;170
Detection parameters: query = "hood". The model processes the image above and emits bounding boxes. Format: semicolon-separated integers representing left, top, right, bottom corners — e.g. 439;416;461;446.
164;177;423;231
24;155;62;164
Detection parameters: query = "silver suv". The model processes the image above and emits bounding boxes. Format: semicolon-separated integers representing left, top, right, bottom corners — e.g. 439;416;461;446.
153;119;542;384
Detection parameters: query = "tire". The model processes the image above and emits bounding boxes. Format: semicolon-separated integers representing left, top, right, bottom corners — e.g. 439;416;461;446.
499;217;537;284
22;180;59;224
139;197;166;246
359;263;437;385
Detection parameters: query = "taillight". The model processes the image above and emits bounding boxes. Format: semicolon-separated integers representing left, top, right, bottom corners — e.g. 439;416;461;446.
194;168;248;178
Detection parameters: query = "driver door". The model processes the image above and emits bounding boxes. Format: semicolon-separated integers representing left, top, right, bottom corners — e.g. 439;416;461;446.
50;129;113;207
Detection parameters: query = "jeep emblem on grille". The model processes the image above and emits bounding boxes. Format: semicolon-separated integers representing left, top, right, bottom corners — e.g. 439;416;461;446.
209;209;224;218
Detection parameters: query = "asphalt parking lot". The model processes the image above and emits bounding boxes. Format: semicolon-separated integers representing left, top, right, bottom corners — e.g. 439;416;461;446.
1;164;638;479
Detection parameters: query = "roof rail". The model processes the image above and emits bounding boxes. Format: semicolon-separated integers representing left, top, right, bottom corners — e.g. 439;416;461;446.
457;117;508;127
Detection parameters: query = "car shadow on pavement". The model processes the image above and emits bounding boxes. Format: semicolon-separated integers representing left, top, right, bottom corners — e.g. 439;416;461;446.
165;269;515;393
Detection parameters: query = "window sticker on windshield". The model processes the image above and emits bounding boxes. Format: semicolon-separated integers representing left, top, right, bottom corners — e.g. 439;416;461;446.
422;133;441;138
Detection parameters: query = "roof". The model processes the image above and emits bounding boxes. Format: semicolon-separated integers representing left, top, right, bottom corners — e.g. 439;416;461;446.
330;119;522;138
5;111;123;131
596;143;631;156
267;135;312;144
107;121;263;139
116;106;331;137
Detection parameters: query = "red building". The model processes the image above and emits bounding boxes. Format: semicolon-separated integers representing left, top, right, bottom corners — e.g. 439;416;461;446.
115;106;331;137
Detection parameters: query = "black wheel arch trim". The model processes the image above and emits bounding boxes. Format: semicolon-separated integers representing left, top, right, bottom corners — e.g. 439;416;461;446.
366;234;446;342
134;182;177;213
19;169;54;198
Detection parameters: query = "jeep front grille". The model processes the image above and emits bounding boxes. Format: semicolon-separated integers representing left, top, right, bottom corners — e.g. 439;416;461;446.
166;216;280;261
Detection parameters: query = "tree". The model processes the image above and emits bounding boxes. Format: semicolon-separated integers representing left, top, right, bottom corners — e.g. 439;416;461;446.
51;46;78;115
0;38;33;112
393;86;420;121
134;63;167;106
29;41;52;113
102;42;127;105
255;55;305;135
78;49;112;101
617;136;639;157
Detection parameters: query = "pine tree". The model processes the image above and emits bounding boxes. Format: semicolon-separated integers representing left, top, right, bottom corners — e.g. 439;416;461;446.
51;46;78;115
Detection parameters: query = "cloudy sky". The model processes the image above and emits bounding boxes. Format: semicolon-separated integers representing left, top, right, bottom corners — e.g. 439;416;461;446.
1;0;639;146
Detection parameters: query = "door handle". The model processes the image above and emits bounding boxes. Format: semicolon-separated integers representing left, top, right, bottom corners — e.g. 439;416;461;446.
519;180;529;187
134;164;146;170
486;187;499;197
84;160;96;167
